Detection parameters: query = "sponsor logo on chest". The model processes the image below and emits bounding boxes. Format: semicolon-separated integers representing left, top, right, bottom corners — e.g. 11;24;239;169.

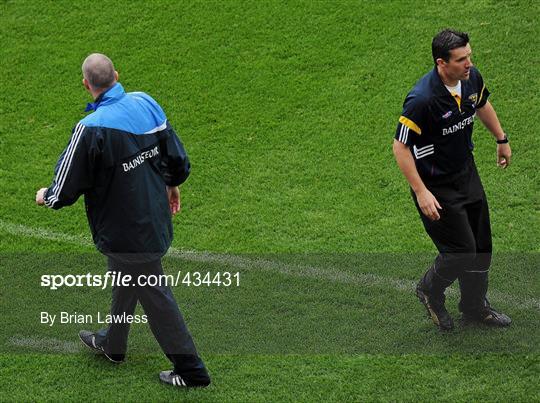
442;113;476;136
442;110;453;119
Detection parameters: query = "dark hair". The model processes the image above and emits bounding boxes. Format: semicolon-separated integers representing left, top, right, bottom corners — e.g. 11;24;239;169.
432;29;469;64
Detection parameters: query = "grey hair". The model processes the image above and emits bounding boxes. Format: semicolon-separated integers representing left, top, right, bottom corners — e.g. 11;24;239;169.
82;53;116;89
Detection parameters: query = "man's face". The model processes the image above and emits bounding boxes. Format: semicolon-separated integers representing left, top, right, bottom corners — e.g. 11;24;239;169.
441;43;473;81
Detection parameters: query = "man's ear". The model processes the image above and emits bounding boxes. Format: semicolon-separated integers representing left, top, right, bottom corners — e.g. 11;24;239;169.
435;57;447;67
83;78;91;91
114;71;119;81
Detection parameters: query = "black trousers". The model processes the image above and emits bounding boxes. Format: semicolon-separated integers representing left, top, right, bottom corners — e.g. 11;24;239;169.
95;257;209;381
413;158;492;313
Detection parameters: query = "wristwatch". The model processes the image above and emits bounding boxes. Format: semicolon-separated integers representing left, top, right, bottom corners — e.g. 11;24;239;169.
496;134;509;144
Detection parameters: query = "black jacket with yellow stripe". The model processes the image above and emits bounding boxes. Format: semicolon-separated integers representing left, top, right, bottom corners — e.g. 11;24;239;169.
395;66;489;180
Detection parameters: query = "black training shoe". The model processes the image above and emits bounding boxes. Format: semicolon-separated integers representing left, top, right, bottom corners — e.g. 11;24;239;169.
416;283;454;331
78;330;125;363
462;306;512;327
159;370;210;388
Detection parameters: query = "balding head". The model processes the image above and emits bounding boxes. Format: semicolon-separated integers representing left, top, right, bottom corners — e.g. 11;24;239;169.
82;53;117;90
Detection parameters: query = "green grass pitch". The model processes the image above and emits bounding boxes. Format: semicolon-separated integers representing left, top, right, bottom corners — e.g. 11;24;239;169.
1;0;539;401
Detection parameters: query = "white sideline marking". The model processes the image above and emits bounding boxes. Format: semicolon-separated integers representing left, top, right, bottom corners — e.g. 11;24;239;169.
169;250;540;312
9;336;80;353
169;249;416;291
1;220;539;312
0;220;93;247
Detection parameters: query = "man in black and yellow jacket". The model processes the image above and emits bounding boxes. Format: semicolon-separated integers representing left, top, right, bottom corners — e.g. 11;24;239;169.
393;29;512;331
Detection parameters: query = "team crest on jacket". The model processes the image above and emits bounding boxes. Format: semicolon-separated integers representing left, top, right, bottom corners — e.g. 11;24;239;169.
442;110;453;119
468;93;478;104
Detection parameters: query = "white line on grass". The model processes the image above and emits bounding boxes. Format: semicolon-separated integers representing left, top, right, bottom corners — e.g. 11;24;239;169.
1;220;539;313
0;220;93;247
8;336;80;353
168;250;540;312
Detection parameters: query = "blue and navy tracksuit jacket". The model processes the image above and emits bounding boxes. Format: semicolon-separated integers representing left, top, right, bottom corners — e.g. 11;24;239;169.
44;83;190;257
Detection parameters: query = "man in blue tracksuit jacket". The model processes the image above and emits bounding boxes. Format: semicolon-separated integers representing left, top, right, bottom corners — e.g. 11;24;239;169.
36;53;210;388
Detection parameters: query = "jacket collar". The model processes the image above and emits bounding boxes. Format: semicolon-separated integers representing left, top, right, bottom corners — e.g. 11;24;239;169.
430;67;453;97
430;66;471;99
85;82;126;112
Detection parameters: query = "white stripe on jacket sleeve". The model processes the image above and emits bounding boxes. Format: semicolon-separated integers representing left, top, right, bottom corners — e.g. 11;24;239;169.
45;123;86;207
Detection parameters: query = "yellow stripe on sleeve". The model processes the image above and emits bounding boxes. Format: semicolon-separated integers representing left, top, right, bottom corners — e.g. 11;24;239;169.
478;84;486;105
399;116;421;135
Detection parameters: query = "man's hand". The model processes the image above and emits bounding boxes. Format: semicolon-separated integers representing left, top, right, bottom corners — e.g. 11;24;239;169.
36;188;48;206
416;189;442;221
167;186;181;215
497;143;512;169
393;139;441;220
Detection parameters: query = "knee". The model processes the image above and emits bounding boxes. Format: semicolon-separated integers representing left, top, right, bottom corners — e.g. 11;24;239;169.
442;245;477;265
